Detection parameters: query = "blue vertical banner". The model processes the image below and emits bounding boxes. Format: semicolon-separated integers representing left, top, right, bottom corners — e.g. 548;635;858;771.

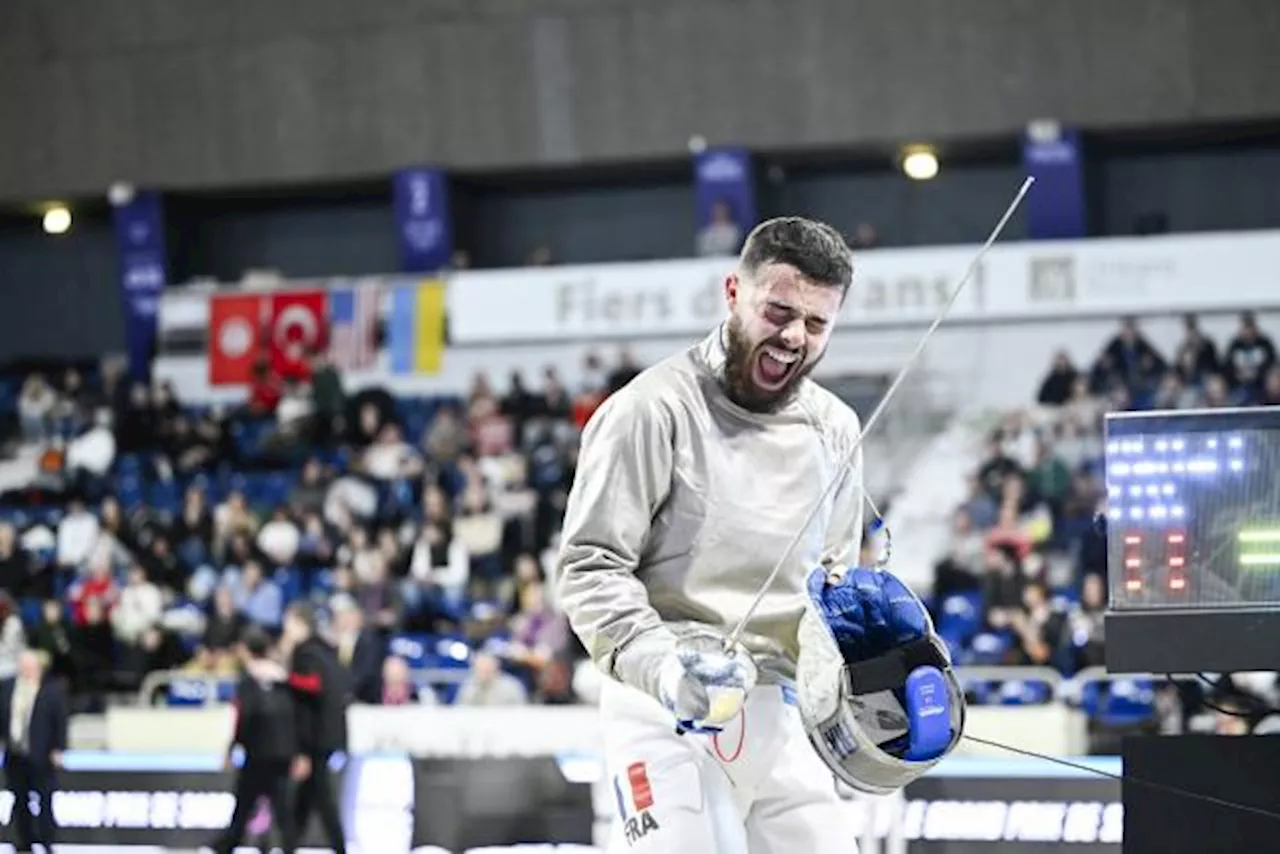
693;146;757;256
1021;123;1087;240
111;189;168;381
392;167;453;273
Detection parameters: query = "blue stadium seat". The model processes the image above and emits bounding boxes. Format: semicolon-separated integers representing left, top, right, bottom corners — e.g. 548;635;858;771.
1097;678;1157;727
115;474;145;509
937;592;984;643
148;480;182;515
965;631;1011;666
388;633;433;668
997;679;1054;706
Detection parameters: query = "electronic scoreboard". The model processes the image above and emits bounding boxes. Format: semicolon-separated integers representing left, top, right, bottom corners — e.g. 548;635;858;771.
1103;405;1280;673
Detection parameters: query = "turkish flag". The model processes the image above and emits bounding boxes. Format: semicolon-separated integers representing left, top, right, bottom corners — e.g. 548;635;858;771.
208;294;265;385
269;290;328;381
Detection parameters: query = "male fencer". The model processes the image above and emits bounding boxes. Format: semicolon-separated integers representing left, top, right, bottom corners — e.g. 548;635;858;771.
557;217;964;853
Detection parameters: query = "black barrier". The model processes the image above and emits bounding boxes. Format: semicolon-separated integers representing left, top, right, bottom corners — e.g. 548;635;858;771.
0;755;1119;853
0;756;594;853
894;777;1121;853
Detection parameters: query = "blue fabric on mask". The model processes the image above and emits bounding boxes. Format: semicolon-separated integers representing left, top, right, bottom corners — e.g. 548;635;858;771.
806;567;931;663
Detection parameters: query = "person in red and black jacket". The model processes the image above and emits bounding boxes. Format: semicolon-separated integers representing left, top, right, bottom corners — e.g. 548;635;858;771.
281;604;348;854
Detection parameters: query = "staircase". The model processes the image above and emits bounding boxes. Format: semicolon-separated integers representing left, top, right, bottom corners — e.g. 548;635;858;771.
880;414;989;594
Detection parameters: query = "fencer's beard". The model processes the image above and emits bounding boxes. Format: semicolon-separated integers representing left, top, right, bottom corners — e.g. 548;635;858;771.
721;315;817;413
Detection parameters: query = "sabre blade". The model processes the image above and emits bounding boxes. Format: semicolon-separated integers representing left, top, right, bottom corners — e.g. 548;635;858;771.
722;176;1035;653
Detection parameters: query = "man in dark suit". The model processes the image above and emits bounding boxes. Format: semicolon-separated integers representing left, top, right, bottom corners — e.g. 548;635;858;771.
283;603;349;854
212;628;302;854
331;595;384;704
0;650;68;854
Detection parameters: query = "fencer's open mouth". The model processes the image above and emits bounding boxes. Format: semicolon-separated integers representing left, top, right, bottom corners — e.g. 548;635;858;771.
753;344;801;391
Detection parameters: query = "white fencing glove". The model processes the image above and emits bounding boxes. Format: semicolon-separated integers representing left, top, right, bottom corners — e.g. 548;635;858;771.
657;634;758;735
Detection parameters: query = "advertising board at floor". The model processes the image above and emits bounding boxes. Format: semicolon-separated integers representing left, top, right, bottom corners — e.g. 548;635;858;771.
0;754;1119;853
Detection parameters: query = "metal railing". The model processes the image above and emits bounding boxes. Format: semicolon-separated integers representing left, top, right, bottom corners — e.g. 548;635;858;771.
137;666;469;707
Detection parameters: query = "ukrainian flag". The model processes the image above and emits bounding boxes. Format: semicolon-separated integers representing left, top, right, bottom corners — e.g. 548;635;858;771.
388;279;446;374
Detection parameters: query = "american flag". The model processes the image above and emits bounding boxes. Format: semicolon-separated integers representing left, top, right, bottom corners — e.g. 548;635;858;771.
328;282;381;371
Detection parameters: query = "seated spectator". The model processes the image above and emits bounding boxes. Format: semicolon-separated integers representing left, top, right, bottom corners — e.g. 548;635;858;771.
230;561;283;630
256;508;301;568
0;592;27;680
1202;373;1235;408
1053;418;1101;474
73;597;115;712
139;535;183;593
54;367;93;433
977;436;1022;501
1036;351;1079;406
1152;372;1195;411
30;599;75;687
932;510;985;600
114;383;156;455
1063;376;1101;431
0;521;41;599
981;544;1025;629
456;652;528;707
171;486;214;568
379;655;430;706
407;521;469;606
295;513;337;575
1009;581;1067;668
70;555;118;625
65;410;117;490
1096;316;1166;392
340;526;381;583
323;463;378;530
1225;311;1277;394
246;359;283;417
17;374;56;443
607;347;642;396
330;596;383;703
94;495;136;569
1174;314;1220;384
162;415;214;476
362;423;423;482
57;497;100;571
198;586;246;673
289;459;329;518
503;580;567;688
455;483;504;593
112;565;164;684
213;490;258;560
352;554;403;634
958;473;998;530
471;395;515;459
1261;366;1280;407
1065;574;1107;672
1027;438;1071;517
423;405;465;467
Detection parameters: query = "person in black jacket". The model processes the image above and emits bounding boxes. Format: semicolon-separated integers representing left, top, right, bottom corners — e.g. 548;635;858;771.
0;650;68;854
212;628;301;854
282;603;349;854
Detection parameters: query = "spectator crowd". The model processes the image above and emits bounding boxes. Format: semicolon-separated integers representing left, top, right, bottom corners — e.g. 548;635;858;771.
932;310;1280;741
0;344;645;714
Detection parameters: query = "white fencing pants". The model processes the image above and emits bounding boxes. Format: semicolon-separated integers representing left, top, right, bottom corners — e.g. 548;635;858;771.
600;678;859;854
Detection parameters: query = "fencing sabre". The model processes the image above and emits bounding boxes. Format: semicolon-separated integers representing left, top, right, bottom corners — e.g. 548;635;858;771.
722;175;1035;653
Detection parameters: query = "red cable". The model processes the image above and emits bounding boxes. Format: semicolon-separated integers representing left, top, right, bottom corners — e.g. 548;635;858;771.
712;707;746;763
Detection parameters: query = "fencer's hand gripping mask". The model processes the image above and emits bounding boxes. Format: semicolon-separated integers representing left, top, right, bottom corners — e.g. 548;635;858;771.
795;566;965;795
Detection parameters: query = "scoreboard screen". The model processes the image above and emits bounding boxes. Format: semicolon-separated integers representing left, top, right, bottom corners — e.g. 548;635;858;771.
1104;406;1280;611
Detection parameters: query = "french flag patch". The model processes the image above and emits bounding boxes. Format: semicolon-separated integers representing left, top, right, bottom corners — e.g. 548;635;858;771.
627;762;655;811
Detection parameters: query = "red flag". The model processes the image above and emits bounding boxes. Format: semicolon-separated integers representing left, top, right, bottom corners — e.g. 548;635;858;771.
269;290;328;381
208;294;265;385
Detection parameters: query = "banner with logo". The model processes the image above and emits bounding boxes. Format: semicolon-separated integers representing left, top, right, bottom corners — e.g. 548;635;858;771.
693;146;756;257
393;167;454;273
111;190;169;381
0;757;593;853
1022;124;1087;241
445;229;1280;344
